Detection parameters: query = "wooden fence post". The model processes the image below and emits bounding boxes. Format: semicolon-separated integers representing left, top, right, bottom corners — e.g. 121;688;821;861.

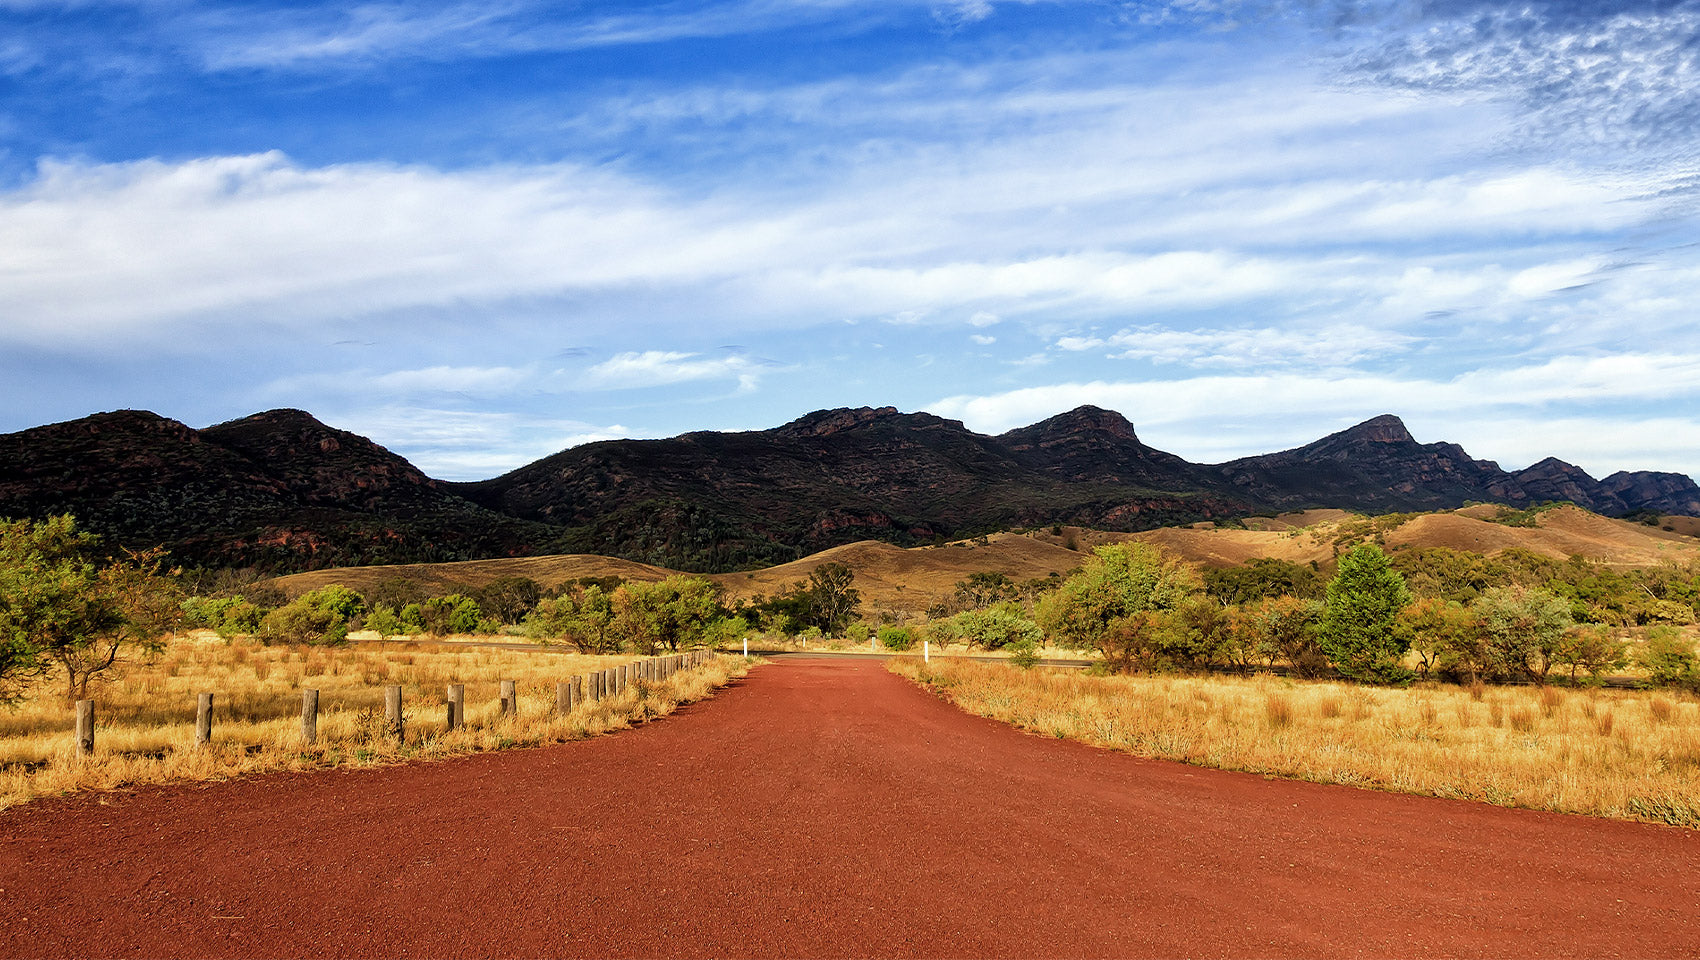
195;692;214;747
302;688;319;745
385;685;404;741
448;683;465;731
75;699;94;756
556;680;572;715
500;679;517;719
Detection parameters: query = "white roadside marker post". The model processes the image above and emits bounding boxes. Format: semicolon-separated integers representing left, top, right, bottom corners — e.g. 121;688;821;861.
924;640;929;663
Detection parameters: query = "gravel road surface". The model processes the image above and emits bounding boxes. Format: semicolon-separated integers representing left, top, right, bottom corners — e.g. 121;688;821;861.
1;659;1696;958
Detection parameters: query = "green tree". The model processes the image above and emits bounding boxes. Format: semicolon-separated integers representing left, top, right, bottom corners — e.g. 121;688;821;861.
1204;558;1323;605
802;562;860;634
1639;626;1698;690
257;585;365;645
0;516;181;702
1033;543;1200;663
363;603;406;640
1240;595;1328;678
1550;624;1628;685
1396;597;1483;681
419;594;482;637
1318;543;1413;684
474;576;544;625
612;577;723;654
526;583;618;653
1471;585;1574;683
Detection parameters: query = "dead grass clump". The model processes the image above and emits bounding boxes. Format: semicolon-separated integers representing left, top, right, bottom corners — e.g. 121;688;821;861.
889;657;1700;828
1595;711;1616;737
1508;707;1535;733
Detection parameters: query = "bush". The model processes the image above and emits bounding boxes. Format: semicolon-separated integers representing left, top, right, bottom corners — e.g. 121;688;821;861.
1640;627;1699;690
363;603;406;640
878;626;915;651
257;599;348;646
1007;638;1040;669
846;621;872;645
419;594;481;636
945;603;1042;650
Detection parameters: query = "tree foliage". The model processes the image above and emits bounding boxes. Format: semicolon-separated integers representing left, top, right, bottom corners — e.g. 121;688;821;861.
526;583;619;653
0;515;181;702
1317;543;1413;684
1033;543;1201;665
612;576;724;654
938;602;1042;651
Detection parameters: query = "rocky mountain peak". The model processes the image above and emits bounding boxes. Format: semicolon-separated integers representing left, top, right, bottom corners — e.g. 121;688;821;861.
1337;414;1414;445
1014;405;1141;443
776;406;903;438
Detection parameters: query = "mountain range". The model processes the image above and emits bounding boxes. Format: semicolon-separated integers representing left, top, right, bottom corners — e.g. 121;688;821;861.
2;405;1696;573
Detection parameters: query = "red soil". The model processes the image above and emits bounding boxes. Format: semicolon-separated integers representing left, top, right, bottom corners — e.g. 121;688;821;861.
2;660;1696;958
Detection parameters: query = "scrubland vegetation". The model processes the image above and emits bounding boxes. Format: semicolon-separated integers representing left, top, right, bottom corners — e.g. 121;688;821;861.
890;658;1700;826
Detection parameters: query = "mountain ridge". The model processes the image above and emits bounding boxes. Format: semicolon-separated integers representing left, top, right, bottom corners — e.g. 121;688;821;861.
2;405;1696;573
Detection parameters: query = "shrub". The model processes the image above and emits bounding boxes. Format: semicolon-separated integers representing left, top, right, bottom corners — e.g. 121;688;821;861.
257;599;348;646
878;626;915;651
846;621;872;645
1640;626;1698;690
1471;585;1573;683
1007;638;1040;670
1242;596;1327;678
945;603;1042;651
611;576;723;654
419;594;481;637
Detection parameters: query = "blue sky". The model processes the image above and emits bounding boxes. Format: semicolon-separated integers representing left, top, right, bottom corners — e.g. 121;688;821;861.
2;0;1698;483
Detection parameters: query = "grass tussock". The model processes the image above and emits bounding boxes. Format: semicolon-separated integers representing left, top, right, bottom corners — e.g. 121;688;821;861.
890;658;1700;828
0;636;751;811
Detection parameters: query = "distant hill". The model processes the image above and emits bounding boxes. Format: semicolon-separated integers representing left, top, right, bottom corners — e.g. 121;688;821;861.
0;408;566;569
263;504;1700;617
2;404;1697;573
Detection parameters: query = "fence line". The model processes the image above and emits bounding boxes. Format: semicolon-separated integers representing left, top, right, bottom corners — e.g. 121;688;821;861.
68;649;720;755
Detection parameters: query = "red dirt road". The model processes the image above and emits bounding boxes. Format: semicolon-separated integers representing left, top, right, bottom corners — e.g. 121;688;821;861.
2;659;1697;958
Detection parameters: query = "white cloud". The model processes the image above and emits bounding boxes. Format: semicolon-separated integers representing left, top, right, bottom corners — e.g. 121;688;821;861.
580;350;772;391
970;334;996;345
0;152;811;344
929;352;1700;473
331;406;634;480
1054;323;1417;367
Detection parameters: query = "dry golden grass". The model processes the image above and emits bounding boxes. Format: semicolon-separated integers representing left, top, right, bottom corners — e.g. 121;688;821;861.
0;636;750;811
890;658;1700;827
